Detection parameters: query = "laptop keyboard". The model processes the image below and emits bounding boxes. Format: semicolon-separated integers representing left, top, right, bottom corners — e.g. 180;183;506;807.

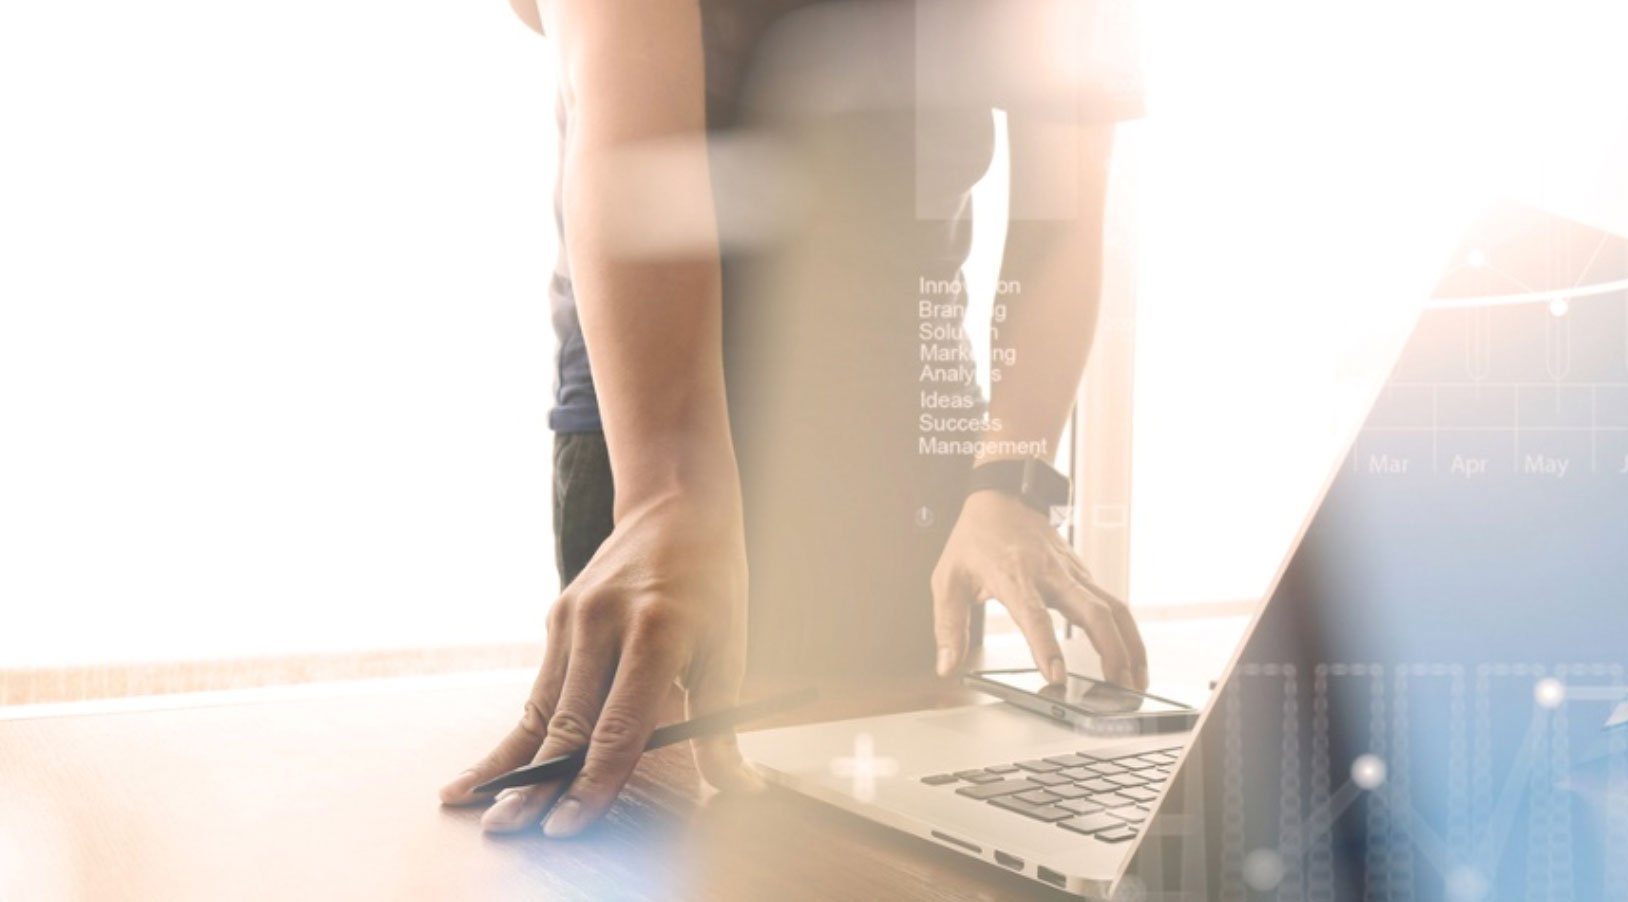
919;747;1182;844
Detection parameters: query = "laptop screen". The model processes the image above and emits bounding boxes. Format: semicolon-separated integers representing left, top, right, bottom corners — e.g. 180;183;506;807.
1131;208;1628;899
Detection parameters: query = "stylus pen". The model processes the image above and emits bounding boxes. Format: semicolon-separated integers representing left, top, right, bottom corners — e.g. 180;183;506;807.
472;686;817;794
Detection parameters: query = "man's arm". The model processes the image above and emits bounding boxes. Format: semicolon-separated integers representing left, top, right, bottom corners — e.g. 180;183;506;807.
550;0;737;510
509;0;542;34
442;0;756;837
931;114;1148;689
983;119;1111;462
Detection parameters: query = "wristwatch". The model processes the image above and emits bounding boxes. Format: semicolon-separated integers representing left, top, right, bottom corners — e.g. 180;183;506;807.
966;458;1072;515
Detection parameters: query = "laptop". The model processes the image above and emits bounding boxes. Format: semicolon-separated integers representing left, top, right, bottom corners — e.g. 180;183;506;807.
741;207;1628;898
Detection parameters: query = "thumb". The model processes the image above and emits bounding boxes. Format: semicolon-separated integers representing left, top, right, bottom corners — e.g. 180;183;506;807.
685;639;765;794
931;563;975;677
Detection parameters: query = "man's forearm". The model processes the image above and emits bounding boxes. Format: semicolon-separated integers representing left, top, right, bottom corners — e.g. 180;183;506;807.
978;121;1114;463
549;0;740;518
565;152;737;512
980;225;1102;462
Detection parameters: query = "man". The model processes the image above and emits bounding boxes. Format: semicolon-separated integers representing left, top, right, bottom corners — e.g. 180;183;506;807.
441;0;1148;838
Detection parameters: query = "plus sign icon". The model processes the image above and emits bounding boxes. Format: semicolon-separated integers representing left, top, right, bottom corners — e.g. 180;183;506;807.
829;733;899;803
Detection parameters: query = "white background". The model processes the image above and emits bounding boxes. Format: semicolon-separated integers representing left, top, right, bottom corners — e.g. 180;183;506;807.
1;1;561;666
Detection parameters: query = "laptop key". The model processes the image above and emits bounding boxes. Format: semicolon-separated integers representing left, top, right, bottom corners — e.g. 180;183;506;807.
1106;805;1149;824
1014;789;1063;805
1090;791;1138;808
1095;825;1140;844
1113;755;1161;770
1059;797;1105;815
1117;786;1160;803
989;797;1074;822
1043;754;1096;768
985;764;1021;775
1015;759;1062;774
1058;813;1122;836
1104;773;1148;788
955;779;1040;800
1047;784;1091;800
1087;761;1128;775
1028;771;1073;787
1078;777;1121;794
1059;766;1097;782
920;773;959;786
956;770;1004;784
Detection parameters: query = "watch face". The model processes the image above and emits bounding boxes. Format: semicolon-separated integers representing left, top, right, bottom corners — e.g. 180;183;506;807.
1022;459;1072;507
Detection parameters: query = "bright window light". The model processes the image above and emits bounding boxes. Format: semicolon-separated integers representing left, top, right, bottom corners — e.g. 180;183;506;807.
0;1;562;667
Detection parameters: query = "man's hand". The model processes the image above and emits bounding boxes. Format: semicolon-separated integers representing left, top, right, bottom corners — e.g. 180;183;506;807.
448;0;749;838
931;490;1148;690
438;492;760;836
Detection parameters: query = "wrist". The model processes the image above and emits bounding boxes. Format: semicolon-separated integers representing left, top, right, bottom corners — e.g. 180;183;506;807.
618;480;742;521
611;458;743;529
965;456;1071;518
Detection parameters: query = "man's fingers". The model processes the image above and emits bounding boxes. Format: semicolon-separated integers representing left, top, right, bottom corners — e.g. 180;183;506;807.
1105;596;1149;690
440;607;572;806
1044;566;1134;689
482;606;619;834
930;564;976;676
996;575;1068;685
438;712;548;807
1060;554;1149;689
545;613;687;838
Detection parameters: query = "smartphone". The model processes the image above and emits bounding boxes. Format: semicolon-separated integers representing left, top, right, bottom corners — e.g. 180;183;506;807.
963;668;1199;735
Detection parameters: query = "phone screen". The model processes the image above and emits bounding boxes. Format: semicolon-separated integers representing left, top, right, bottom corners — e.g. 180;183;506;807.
981;670;1191;716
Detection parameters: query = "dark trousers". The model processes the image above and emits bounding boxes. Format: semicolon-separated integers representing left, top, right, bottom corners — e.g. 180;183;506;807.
552;432;615;588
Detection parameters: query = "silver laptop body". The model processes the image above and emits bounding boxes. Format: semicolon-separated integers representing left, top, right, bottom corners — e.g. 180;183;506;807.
741;698;1194;896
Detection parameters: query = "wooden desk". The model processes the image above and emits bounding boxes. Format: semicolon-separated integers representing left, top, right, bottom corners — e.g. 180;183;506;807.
0;622;1240;902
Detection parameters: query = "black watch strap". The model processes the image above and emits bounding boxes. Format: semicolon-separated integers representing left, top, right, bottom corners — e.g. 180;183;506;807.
967;458;1072;515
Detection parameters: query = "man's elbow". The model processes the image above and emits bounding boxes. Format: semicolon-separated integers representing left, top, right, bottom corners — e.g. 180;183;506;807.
509;0;543;35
